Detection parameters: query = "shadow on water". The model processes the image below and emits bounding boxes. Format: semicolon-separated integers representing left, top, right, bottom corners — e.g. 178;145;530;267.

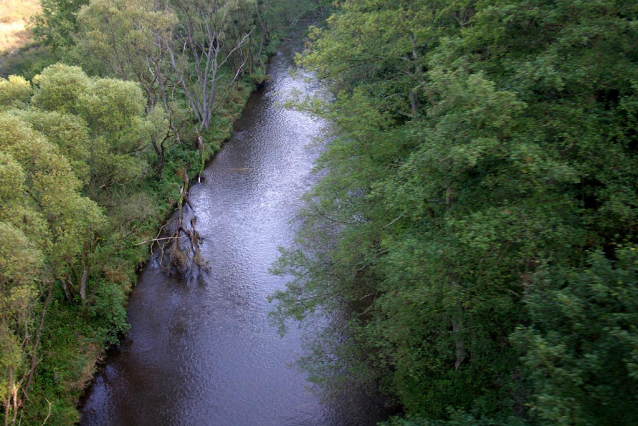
80;25;388;426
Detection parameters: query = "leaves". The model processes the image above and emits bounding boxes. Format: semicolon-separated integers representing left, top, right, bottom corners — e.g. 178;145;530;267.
271;0;638;423
513;248;638;425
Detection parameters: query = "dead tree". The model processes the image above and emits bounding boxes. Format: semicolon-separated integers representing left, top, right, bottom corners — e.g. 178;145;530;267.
136;167;208;275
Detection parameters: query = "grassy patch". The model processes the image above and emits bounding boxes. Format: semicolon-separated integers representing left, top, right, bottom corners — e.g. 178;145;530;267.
0;0;53;79
0;0;40;54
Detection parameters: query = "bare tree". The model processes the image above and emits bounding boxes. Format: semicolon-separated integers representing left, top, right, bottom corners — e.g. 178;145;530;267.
166;0;254;131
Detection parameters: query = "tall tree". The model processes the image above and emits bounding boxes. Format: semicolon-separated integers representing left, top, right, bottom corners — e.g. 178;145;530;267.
74;0;177;111
165;0;254;131
31;64;149;195
271;0;638;423
31;0;90;51
0;110;106;423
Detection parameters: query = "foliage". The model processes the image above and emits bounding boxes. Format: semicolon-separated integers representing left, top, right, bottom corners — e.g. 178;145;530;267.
0;75;31;110
72;0;177;107
381;410;528;426
31;0;90;51
1;0;318;422
0;65;151;423
271;0;638;424
0;108;105;424
512;248;638;426
32;64;149;191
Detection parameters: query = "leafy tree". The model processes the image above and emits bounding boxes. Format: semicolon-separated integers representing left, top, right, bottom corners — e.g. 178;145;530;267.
0;221;43;426
513;248;638;426
0;112;105;290
0;76;31;112
12;109;91;183
271;0;638;423
0;111;105;423
73;0;177;110
30;63;91;113
31;0;90;51
32;64;149;193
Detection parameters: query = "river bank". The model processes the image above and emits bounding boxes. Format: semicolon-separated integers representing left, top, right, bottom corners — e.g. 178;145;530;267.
13;67;263;426
79;24;387;426
3;31;288;426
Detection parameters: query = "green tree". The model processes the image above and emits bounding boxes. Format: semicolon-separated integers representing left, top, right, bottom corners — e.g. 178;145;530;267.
31;0;90;52
32;64;149;194
0;76;31;112
512;248;638;426
73;0;177;110
0;112;105;293
0;221;43;426
12;109;91;183
0;111;105;423
271;0;638;423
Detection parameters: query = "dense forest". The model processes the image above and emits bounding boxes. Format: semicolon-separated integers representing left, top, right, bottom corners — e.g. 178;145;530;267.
2;0;637;424
0;0;321;423
270;1;638;425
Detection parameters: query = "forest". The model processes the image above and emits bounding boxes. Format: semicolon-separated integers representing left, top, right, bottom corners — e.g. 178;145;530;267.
1;0;637;425
0;0;321;423
269;0;638;425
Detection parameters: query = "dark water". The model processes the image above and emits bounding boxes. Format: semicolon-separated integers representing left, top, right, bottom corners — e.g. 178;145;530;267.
80;35;384;426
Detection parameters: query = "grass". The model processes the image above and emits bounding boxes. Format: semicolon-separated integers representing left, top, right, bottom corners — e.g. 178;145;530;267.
0;0;41;54
0;0;46;79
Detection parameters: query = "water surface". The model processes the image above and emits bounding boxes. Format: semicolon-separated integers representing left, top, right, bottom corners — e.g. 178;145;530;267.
80;32;383;426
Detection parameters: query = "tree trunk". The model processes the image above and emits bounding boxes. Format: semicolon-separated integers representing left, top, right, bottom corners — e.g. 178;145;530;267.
60;278;73;303
452;316;466;369
4;367;12;426
22;283;53;400
79;264;89;301
150;136;165;180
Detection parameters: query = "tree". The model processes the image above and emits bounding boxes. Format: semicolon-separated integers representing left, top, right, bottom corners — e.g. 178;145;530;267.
11;109;91;183
0;222;43;426
0;111;106;423
0;112;105;295
0;76;31;112
271;0;638;422
74;0;177;111
32;64;150;194
512;248;638;426
31;0;90;52
165;0;255;131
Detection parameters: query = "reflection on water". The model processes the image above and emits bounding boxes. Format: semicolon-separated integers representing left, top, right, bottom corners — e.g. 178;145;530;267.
80;28;385;426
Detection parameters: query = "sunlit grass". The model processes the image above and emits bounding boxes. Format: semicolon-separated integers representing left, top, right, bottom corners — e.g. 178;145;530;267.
0;0;41;55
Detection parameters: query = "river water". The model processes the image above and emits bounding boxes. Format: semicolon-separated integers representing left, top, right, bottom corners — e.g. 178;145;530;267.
80;33;385;426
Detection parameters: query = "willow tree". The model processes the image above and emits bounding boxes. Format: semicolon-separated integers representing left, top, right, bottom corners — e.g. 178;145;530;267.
0;109;105;423
31;64;149;197
75;0;177;111
74;0;183;179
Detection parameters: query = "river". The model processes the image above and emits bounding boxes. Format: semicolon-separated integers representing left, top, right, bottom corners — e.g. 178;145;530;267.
80;30;385;426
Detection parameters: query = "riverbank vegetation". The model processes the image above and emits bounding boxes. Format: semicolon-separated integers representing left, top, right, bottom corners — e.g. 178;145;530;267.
270;1;638;425
0;0;322;423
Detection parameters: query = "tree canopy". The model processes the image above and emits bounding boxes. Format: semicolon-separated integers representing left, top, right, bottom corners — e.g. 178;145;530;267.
3;0;320;422
270;0;638;424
